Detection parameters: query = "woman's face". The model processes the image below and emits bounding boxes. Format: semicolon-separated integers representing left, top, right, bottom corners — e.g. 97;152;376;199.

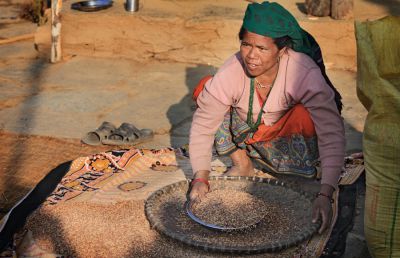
240;31;281;78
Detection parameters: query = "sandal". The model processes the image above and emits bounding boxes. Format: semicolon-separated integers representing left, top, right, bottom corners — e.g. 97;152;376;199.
81;121;117;146
102;122;154;146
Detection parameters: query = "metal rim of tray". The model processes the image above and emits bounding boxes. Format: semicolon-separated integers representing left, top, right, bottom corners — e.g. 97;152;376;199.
145;176;320;254
185;198;265;232
71;0;113;12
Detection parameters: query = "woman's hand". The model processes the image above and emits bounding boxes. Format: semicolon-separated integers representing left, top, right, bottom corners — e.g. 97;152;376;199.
189;180;209;203
189;170;210;203
312;184;335;234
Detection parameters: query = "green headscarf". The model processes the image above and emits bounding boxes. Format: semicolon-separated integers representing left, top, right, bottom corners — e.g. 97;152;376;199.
242;1;318;60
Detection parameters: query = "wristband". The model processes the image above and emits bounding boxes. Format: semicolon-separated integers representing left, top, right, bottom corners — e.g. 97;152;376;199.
316;192;334;203
191;178;210;191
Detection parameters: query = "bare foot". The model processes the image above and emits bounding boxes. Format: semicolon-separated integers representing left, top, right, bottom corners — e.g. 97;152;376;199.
223;149;255;176
224;164;255;176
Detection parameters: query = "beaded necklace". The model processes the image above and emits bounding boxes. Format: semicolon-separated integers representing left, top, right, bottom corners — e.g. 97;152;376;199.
254;78;272;89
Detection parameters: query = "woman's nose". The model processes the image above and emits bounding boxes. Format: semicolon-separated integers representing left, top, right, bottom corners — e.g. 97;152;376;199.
248;47;257;59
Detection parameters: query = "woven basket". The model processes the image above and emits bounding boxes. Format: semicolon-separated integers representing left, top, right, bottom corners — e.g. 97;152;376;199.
145;176;319;254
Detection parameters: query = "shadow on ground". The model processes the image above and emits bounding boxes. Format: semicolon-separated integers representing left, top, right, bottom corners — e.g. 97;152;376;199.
1;58;48;215
167;63;217;143
166;64;217;178
296;2;308;15
366;0;400;16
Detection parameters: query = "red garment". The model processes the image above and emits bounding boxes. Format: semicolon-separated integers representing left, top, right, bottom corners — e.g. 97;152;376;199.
247;104;316;144
192;75;213;102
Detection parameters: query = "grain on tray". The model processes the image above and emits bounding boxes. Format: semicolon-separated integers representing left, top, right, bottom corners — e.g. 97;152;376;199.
153;183;313;249
192;189;268;228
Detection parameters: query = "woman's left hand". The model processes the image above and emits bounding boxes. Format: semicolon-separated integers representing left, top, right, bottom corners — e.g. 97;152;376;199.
312;196;333;234
312;184;335;234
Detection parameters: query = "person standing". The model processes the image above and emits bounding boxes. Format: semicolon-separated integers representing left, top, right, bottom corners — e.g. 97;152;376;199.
356;16;400;258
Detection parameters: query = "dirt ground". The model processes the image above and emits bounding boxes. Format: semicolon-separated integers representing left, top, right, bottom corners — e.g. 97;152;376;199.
1;0;399;257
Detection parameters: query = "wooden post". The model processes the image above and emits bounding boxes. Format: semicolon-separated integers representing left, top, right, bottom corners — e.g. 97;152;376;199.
51;0;62;63
331;0;353;20
305;0;331;17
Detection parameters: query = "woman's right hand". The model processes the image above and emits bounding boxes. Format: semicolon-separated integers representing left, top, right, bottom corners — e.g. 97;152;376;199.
189;180;209;203
189;170;210;203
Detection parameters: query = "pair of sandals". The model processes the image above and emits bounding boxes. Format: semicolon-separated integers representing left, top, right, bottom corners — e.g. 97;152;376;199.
82;121;154;146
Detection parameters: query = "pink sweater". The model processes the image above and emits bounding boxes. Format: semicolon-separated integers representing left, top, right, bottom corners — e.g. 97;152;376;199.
189;49;345;187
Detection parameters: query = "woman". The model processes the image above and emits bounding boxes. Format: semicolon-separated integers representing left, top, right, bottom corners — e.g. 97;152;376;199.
189;1;345;239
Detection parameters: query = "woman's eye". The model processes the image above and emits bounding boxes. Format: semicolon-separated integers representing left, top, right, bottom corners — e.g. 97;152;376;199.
241;42;251;47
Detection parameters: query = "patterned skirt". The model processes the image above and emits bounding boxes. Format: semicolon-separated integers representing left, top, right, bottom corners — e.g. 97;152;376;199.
214;104;319;178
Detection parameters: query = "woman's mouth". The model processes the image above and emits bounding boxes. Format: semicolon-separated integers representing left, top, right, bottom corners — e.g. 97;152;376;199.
246;62;259;72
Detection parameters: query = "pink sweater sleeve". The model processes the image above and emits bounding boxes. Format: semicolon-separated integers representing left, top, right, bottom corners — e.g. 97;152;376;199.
189;76;233;174
293;68;345;187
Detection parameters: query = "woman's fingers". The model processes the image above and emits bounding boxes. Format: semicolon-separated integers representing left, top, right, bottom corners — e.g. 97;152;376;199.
312;206;320;224
312;197;333;234
189;181;209;203
311;206;328;234
189;191;198;202
319;208;329;234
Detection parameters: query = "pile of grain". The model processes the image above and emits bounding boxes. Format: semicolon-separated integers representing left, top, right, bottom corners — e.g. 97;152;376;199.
24;199;304;257
26;201;158;257
23;180;314;257
193;189;267;228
